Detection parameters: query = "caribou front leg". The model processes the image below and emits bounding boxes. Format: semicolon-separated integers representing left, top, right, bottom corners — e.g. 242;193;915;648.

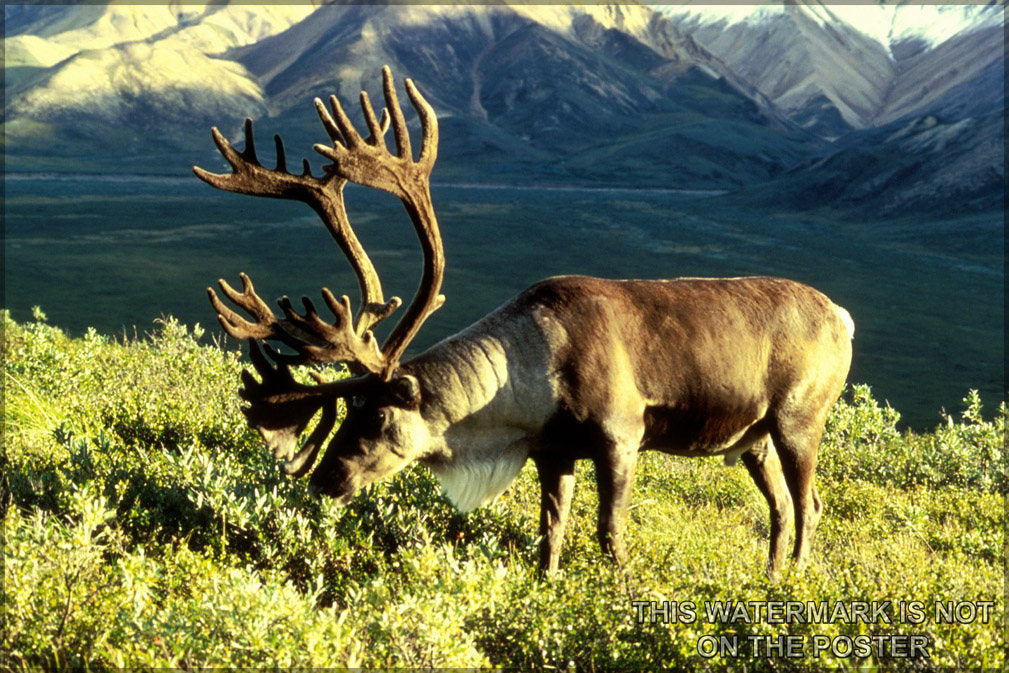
534;455;576;574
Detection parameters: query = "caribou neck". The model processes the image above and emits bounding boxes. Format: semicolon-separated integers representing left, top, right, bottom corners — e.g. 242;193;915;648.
403;307;560;457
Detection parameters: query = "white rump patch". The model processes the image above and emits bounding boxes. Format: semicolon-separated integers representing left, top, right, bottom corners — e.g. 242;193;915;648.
837;306;855;340
430;448;528;513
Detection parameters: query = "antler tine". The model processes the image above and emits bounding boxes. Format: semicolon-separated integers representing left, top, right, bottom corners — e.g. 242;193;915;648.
382;66;412;161
240;118;259;164
274;134;288;173
209;273;299;347
359;90;391;146
316;97;346;146
405;76;439;171
326;93;363;148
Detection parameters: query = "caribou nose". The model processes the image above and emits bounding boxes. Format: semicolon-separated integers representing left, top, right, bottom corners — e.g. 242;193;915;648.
307;473;355;503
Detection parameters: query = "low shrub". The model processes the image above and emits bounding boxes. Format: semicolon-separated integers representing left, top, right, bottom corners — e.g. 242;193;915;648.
820;384;1006;492
3;311;1004;669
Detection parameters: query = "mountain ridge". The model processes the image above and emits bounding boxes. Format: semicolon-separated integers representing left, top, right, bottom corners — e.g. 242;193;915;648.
3;1;1003;216
656;2;1004;137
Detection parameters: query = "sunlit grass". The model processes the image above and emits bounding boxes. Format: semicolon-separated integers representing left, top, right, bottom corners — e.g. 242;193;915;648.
3;310;1005;670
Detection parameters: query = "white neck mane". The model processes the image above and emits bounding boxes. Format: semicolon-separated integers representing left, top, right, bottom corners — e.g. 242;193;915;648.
429;442;529;512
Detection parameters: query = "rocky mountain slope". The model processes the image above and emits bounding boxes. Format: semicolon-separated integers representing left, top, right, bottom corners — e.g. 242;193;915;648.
3;1;1003;214
656;1;1004;214
656;2;1004;137
4;2;819;187
733;110;1003;215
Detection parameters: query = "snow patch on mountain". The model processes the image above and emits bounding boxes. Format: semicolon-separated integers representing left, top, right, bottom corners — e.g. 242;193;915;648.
9;37;264;122
651;3;785;28
832;3;1003;58
5;35;77;68
167;4;325;54
5;3;320;58
653;2;1005;59
30;5;184;51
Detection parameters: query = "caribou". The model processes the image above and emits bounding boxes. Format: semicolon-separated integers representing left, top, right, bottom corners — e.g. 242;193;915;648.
195;67;853;577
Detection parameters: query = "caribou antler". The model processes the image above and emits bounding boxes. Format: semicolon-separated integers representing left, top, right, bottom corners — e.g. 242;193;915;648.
195;112;401;372
313;65;446;378
198;66;444;379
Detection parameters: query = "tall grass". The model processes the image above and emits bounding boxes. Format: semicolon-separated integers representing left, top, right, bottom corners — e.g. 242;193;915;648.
2;310;1005;670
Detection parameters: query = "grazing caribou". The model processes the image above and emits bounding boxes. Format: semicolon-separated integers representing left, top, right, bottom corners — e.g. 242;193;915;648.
196;67;853;577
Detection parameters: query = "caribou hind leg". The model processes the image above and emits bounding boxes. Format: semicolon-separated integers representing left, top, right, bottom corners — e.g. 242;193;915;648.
770;413;826;569
740;437;794;580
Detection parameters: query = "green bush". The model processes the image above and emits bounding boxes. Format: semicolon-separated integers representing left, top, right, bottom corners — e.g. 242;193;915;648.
2;311;1004;669
820;384;1006;492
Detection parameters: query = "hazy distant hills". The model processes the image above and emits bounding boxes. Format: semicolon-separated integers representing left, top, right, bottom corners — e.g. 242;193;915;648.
3;1;1004;216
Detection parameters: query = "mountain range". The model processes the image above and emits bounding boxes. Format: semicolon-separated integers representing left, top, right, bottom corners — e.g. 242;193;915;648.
3;1;1004;216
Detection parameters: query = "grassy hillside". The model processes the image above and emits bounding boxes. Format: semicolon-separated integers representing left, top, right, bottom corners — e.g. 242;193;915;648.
2;311;1005;670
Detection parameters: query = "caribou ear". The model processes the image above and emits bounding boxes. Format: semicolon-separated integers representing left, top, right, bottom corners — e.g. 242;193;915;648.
390;374;421;407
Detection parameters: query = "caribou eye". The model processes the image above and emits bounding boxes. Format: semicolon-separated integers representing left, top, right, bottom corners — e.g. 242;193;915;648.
362;408;389;440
